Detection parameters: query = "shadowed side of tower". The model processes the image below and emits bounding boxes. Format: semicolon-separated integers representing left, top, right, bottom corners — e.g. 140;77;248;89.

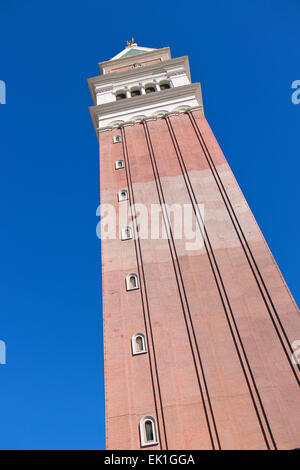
88;42;300;450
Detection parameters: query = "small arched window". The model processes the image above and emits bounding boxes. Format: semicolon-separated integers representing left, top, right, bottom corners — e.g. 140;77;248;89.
118;189;128;202
113;135;122;144
131;89;141;97
139;416;158;447
160;82;171;90
121;226;133;240
145;86;155;94
126;273;139;291
116;92;126;100
115;160;125;170
131;333;147;355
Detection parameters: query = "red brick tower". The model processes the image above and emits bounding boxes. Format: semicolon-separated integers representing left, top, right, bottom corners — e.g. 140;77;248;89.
88;42;300;450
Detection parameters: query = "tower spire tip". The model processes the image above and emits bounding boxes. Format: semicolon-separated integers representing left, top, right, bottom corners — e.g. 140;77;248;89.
126;37;137;47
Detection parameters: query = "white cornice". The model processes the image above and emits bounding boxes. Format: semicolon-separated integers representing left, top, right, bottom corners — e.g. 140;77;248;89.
87;56;191;105
96;106;202;133
98;47;171;74
89;83;203;137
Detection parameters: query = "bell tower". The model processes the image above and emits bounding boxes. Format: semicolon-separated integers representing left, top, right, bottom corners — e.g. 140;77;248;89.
88;41;300;450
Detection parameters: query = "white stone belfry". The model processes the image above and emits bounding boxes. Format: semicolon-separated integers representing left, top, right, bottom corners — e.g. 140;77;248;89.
87;43;203;134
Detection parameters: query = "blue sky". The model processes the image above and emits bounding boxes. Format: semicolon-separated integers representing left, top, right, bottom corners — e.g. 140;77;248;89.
0;0;299;450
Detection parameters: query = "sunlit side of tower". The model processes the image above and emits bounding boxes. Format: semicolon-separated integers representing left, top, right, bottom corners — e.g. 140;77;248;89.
88;41;300;450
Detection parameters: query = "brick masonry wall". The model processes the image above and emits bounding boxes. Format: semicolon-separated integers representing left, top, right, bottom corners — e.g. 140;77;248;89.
98;110;300;450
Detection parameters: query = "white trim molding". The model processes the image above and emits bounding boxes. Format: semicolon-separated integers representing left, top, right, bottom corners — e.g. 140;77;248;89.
118;189;128;202
126;273;139;291
90;83;202;135
121;226;133;240
131;333;147;355
139;416;158;447
98;47;171;75
115;160;125;170
88;56;192;106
